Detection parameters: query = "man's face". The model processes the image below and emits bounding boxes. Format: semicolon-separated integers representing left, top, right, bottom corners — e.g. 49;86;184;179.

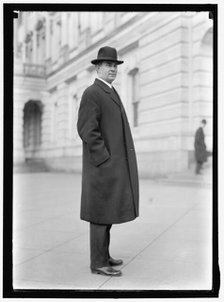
96;61;118;84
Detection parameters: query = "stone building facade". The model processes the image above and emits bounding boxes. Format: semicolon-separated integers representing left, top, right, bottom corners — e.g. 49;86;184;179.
13;11;213;177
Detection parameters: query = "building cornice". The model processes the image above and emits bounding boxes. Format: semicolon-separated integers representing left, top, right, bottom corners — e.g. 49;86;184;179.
47;12;149;79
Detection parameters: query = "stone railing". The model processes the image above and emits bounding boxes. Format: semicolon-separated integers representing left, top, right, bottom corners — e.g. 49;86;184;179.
23;63;46;78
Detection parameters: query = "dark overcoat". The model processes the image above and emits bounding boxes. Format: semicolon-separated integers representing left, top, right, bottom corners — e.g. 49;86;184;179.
77;78;139;224
194;127;207;163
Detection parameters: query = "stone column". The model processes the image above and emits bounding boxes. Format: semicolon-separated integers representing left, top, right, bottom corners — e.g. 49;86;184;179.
22;40;26;63
32;30;37;64
186;12;194;135
45;17;50;60
61;13;68;47
57;82;69;146
52;19;57;61
40;91;51;151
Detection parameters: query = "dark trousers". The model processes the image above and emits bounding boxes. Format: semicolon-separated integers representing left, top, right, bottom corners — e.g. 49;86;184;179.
195;161;203;174
90;223;112;269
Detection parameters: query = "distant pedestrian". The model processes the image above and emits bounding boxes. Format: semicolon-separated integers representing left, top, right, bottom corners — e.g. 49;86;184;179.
77;46;139;277
194;119;207;175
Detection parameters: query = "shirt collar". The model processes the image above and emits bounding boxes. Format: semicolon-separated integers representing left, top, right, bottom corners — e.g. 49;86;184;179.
97;77;112;89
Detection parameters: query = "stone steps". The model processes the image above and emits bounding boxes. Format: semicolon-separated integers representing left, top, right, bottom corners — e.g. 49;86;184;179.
158;162;213;187
14;160;49;173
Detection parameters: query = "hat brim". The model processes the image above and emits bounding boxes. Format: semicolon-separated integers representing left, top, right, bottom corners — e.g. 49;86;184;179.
91;58;124;65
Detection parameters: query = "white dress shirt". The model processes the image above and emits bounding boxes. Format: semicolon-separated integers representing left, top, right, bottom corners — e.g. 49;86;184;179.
97;77;112;89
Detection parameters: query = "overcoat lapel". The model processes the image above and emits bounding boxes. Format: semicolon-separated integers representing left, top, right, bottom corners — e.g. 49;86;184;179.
110;87;121;107
94;79;121;107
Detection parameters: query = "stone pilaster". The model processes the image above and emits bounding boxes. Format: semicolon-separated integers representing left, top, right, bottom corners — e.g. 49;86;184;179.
40;91;51;149
13;98;26;164
32;30;37;64
61;13;68;47
56;82;69;145
45;17;51;60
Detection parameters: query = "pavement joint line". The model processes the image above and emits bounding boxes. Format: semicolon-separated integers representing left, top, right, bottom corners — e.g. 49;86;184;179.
155;180;212;188
13;277;83;288
98;203;198;289
14;232;87;267
13;211;77;232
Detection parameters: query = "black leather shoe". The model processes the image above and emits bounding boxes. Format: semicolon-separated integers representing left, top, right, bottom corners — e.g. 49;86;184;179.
91;266;122;277
109;257;123;266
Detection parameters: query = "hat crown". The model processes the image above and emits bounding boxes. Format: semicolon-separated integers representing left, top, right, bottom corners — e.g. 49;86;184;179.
91;46;124;65
98;46;118;61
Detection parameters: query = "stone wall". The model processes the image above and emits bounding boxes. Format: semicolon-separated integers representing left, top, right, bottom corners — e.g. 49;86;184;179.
13;11;213;177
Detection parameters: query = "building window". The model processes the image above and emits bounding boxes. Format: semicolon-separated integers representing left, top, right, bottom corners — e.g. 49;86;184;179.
36;29;45;64
129;68;139;127
25;32;33;63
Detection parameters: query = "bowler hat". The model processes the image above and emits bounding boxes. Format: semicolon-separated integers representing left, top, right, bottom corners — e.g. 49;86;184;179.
91;46;124;65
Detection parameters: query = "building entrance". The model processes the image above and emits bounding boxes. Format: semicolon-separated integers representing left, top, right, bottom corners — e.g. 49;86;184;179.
23;100;42;158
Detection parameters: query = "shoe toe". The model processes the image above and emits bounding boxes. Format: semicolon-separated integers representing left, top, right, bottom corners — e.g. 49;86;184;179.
91;266;122;277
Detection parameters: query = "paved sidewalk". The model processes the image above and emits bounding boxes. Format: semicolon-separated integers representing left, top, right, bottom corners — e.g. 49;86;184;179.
13;172;212;290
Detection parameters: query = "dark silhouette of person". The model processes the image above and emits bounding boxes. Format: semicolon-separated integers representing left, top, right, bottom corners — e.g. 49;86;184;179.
194;119;208;175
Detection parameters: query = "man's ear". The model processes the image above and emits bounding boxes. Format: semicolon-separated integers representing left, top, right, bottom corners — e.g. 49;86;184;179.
96;64;100;72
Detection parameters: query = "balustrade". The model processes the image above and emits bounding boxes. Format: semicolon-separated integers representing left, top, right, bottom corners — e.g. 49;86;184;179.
23;63;46;78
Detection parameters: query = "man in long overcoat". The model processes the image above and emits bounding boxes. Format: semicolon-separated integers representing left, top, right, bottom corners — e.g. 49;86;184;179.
77;46;139;277
194;119;207;174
